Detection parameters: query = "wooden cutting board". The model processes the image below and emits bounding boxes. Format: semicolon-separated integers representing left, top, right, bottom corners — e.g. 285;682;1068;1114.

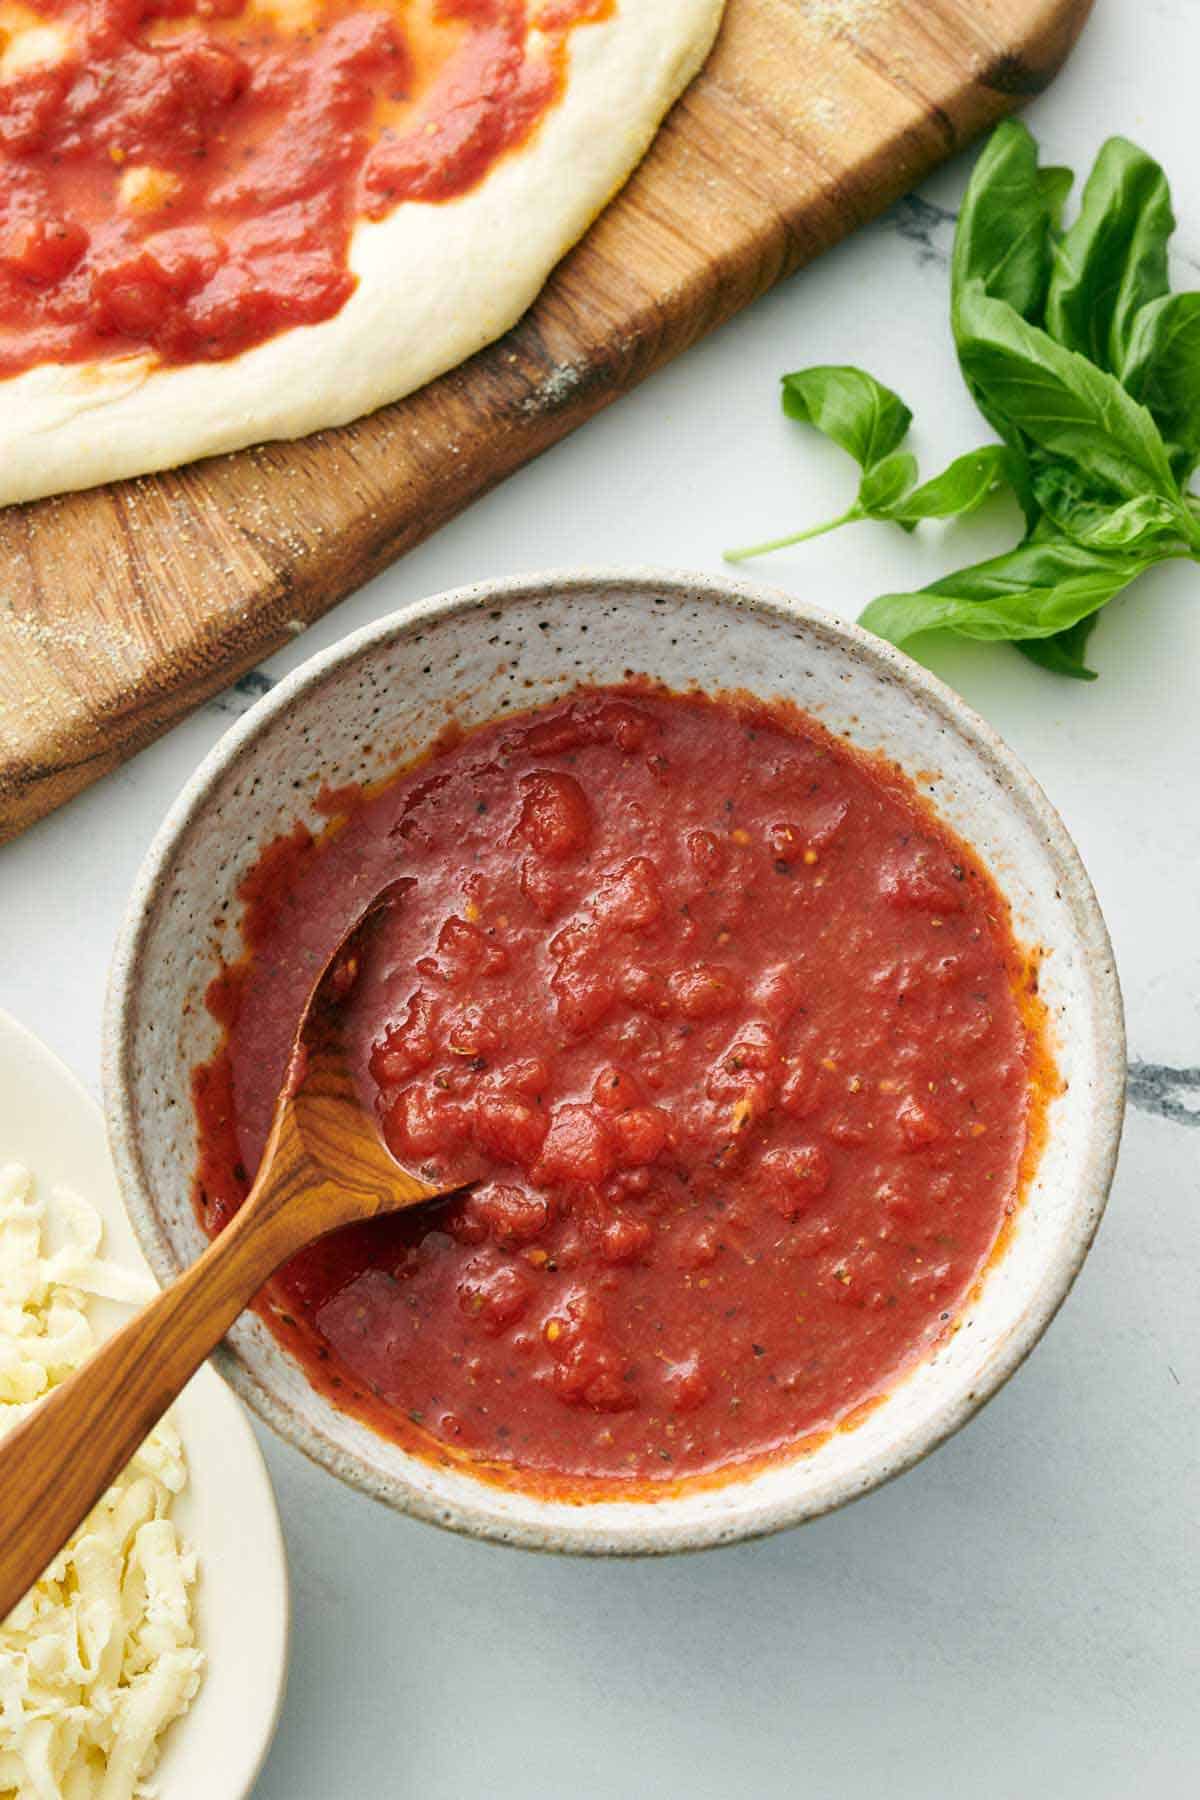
0;0;1093;843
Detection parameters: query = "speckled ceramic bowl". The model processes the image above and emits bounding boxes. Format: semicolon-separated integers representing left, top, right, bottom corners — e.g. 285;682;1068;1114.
104;569;1125;1554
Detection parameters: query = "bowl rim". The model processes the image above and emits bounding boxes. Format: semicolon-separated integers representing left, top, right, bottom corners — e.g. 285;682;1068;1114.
103;565;1126;1555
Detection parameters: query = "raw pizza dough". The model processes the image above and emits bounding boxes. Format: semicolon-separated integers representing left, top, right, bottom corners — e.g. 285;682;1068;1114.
0;0;724;506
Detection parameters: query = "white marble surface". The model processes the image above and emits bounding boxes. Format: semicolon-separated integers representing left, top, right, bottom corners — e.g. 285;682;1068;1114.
3;3;1198;1794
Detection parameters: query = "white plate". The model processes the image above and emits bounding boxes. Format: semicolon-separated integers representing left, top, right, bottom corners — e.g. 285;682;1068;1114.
0;1008;290;1799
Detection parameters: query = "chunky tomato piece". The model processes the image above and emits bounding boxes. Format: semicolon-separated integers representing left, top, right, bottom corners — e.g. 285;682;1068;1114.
618;964;670;1017
543;1292;637;1413
753;963;804;1024
706;1025;781;1102
592;1066;641;1111
761;1144;833;1218
0;64;73;153
91;260;172;337
457;1253;534;1335
518;771;591;861
610;1105;670;1169
685;828;725;878
433;914;509;984
465;1183;550;1247
593;857;662;931
534;1104;615;1186
596;1213;653;1265
593;701;652;752
2;218;88;285
518;856;564;920
369;990;436;1085
383;1083;468;1164
667;963;739;1020
497;1057;551;1098
473;1093;547;1168
550;931;616;1035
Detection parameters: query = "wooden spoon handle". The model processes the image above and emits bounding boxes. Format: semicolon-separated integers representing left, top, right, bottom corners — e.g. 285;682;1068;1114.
0;1179;303;1624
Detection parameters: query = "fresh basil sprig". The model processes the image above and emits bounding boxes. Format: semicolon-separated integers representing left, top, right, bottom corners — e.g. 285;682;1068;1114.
726;122;1200;680
725;369;1015;558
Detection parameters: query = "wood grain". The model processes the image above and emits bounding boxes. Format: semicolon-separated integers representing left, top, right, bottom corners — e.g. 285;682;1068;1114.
0;885;441;1620
0;0;1093;843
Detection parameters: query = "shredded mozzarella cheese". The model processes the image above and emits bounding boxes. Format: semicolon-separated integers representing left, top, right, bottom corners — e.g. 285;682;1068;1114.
0;1163;205;1800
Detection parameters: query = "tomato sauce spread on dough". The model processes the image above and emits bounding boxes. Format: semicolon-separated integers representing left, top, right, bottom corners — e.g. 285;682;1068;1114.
0;0;606;376
193;685;1048;1493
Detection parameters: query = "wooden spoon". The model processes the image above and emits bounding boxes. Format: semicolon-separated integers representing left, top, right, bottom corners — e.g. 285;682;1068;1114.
0;879;450;1622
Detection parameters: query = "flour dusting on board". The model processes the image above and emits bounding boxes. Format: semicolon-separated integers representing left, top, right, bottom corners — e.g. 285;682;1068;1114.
803;0;892;40
523;359;595;416
805;88;846;134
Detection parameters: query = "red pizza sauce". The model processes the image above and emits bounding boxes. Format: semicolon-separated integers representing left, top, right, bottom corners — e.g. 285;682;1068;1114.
193;684;1051;1494
0;0;607;376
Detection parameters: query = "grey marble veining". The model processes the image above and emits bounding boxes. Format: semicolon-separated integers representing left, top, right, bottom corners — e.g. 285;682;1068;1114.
1127;1059;1200;1129
207;668;278;718
883;193;958;267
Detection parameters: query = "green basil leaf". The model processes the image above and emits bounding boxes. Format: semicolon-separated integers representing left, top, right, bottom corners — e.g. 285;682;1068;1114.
1013;615;1100;681
1038;165;1074;232
857;449;918;516
858;536;1162;651
951;119;1059;325
723;368;919;560
780;366;912;470
1032;466;1191;550
877;445;1019;525
1066;494;1188;550
953;283;1178;501
1121;291;1200;481
1045;137;1174;373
